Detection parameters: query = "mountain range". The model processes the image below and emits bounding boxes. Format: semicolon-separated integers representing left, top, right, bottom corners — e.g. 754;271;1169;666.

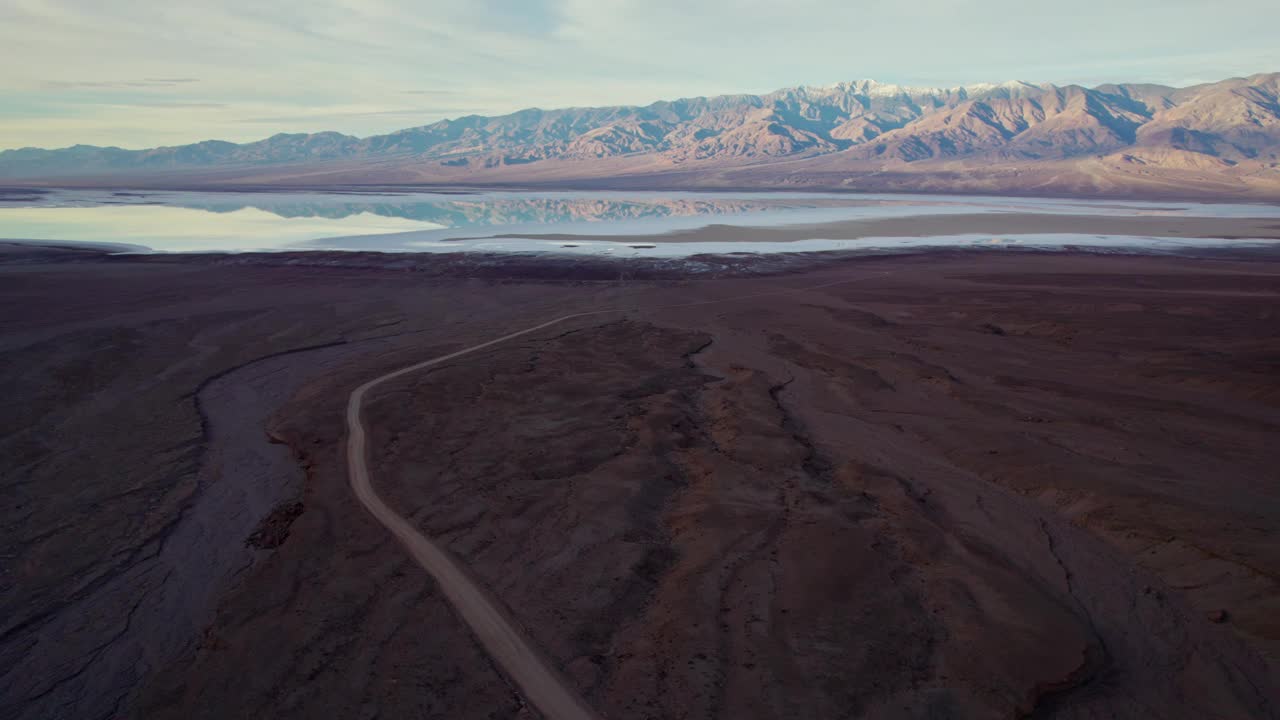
3;73;1279;199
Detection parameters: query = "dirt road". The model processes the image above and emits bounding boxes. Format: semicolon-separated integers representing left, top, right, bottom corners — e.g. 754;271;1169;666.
346;313;611;720
344;276;883;719
9;253;1275;719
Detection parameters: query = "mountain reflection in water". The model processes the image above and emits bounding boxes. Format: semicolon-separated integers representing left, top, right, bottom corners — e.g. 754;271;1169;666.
177;196;810;226
4;189;1278;255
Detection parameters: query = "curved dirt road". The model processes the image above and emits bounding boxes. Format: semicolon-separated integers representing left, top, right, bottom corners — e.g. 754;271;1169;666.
346;277;871;720
347;312;609;720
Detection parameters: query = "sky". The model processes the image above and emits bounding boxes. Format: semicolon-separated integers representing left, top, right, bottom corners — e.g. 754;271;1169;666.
2;0;1278;150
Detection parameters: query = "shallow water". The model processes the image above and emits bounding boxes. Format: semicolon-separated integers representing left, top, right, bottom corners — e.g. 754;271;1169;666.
2;188;1279;255
402;233;1280;258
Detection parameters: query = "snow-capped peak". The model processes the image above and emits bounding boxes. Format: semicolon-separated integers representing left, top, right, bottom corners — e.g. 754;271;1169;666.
963;80;1039;94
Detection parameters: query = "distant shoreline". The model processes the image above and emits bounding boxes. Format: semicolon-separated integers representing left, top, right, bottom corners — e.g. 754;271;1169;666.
1;238;150;254
446;212;1280;245
6;210;1280;264
7;238;1280;287
8;180;1280;206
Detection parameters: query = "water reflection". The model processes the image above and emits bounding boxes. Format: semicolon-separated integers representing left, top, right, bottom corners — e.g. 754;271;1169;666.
0;205;444;252
3;189;1279;254
182;196;793;226
0;191;889;252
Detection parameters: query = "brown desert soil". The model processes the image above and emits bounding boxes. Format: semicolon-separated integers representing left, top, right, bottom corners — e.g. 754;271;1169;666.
2;247;1278;719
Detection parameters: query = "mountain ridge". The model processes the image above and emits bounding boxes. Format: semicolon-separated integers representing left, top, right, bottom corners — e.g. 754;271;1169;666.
3;72;1278;200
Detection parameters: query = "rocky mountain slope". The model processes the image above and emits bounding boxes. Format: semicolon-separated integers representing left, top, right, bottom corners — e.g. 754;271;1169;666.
2;73;1278;198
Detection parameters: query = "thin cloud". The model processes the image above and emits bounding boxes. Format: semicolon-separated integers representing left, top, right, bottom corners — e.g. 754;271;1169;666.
243;108;486;123
43;78;202;90
6;0;1277;148
114;101;227;109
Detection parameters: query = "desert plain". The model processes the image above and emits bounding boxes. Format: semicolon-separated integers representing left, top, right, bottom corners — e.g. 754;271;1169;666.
0;239;1277;719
